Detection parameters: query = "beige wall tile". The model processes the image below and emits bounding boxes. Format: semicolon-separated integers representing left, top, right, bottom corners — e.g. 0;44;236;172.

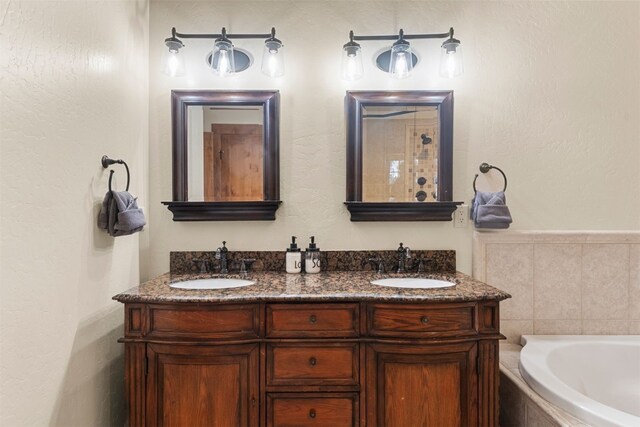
630;245;640;320
583;320;629;335
526;400;559;427
499;373;526;427
534;244;582;319
501;320;534;344
629;321;640;334
534;320;582;335
581;244;630;320
499;343;522;370
487;243;534;319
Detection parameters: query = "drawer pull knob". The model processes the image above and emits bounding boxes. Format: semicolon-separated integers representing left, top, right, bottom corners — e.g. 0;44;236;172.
309;409;316;418
309;315;317;324
421;316;430;324
309;357;317;366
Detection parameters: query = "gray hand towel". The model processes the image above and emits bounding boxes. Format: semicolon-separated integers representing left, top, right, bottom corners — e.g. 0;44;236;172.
112;191;145;236
471;191;512;229
97;192;112;230
97;191;146;237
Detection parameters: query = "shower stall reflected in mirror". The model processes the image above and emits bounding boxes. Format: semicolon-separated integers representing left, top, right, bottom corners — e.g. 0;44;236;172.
362;105;439;202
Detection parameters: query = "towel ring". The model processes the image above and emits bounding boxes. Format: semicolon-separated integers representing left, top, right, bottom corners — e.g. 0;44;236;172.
102;155;130;192
473;162;507;193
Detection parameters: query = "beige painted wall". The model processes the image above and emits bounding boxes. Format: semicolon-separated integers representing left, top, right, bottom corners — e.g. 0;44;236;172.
0;1;148;425
147;0;640;279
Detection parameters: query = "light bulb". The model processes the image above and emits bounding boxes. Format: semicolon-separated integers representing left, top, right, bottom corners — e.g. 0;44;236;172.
261;39;284;77
211;38;235;77
341;43;363;81
439;38;463;78
162;37;185;77
389;40;413;79
218;50;230;76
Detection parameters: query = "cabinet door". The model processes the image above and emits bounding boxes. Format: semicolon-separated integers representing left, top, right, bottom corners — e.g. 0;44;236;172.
146;343;259;427
366;342;477;427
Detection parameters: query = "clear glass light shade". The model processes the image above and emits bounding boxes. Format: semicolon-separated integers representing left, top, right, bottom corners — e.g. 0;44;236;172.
439;42;463;78
162;49;186;77
389;42;413;79
261;41;285;77
341;45;364;81
211;39;235;77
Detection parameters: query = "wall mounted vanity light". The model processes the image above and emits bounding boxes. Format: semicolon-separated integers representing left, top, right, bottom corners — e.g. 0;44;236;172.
341;28;463;80
163;27;284;78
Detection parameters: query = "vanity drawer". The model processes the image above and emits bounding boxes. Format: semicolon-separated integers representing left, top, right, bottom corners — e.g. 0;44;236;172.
266;343;359;387
266;303;359;338
267;393;358;427
147;304;260;339
367;303;476;338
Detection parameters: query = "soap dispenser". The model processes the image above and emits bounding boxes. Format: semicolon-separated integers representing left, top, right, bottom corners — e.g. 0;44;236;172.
305;236;321;274
286;236;302;274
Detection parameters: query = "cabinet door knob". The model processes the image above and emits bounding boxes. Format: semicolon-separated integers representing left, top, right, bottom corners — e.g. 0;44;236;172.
421;316;429;324
309;409;316;418
309;357;317;366
309;314;317;324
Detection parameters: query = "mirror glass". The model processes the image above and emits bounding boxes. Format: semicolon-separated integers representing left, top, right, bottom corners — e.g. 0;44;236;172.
345;91;459;221
165;90;280;221
362;105;439;202
187;105;265;201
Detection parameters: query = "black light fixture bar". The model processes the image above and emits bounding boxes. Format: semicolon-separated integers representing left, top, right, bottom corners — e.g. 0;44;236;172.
351;27;454;41
170;27;274;40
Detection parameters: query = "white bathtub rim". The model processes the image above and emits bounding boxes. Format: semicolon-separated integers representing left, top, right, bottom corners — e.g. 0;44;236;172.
519;335;640;427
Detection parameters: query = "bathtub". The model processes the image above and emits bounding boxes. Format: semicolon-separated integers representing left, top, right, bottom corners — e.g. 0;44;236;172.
519;335;640;427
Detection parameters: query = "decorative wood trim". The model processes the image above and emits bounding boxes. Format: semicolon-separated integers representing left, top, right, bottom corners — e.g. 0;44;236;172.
168;90;280;221
478;301;500;335
345;91;461;221
125;343;146;427
345;201;461;221
162;200;281;221
478;340;499;426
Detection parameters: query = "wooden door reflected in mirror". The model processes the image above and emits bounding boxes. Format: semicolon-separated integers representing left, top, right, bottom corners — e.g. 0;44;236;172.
209;123;263;201
187;105;264;201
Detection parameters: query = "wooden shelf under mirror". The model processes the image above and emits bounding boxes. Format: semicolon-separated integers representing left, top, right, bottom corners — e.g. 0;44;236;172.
345;91;462;221
163;90;281;221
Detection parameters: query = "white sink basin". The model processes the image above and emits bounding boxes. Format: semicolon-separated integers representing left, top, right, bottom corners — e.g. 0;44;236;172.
170;278;256;290
370;278;456;289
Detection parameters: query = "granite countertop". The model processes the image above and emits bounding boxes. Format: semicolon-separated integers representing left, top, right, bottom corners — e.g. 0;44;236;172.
113;271;510;304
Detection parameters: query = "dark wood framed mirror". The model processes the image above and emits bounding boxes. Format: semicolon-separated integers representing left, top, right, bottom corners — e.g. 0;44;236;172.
345;91;462;221
163;90;281;221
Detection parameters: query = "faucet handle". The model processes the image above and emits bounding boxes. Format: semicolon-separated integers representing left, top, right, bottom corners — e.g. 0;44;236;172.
192;259;209;274
413;257;431;273
238;258;256;273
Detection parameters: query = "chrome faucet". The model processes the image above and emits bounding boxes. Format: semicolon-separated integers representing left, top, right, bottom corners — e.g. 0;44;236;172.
396;243;411;273
215;241;229;274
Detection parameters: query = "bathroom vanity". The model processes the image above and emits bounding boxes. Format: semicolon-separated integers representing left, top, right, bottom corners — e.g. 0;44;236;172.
114;268;509;427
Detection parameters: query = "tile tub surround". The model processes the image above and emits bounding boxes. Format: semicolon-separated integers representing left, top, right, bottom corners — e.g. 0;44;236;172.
473;231;640;343
113;270;509;304
499;343;589;427
170;249;456;274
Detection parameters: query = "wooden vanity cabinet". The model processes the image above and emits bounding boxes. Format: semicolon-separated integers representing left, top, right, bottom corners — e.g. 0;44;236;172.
120;300;502;427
